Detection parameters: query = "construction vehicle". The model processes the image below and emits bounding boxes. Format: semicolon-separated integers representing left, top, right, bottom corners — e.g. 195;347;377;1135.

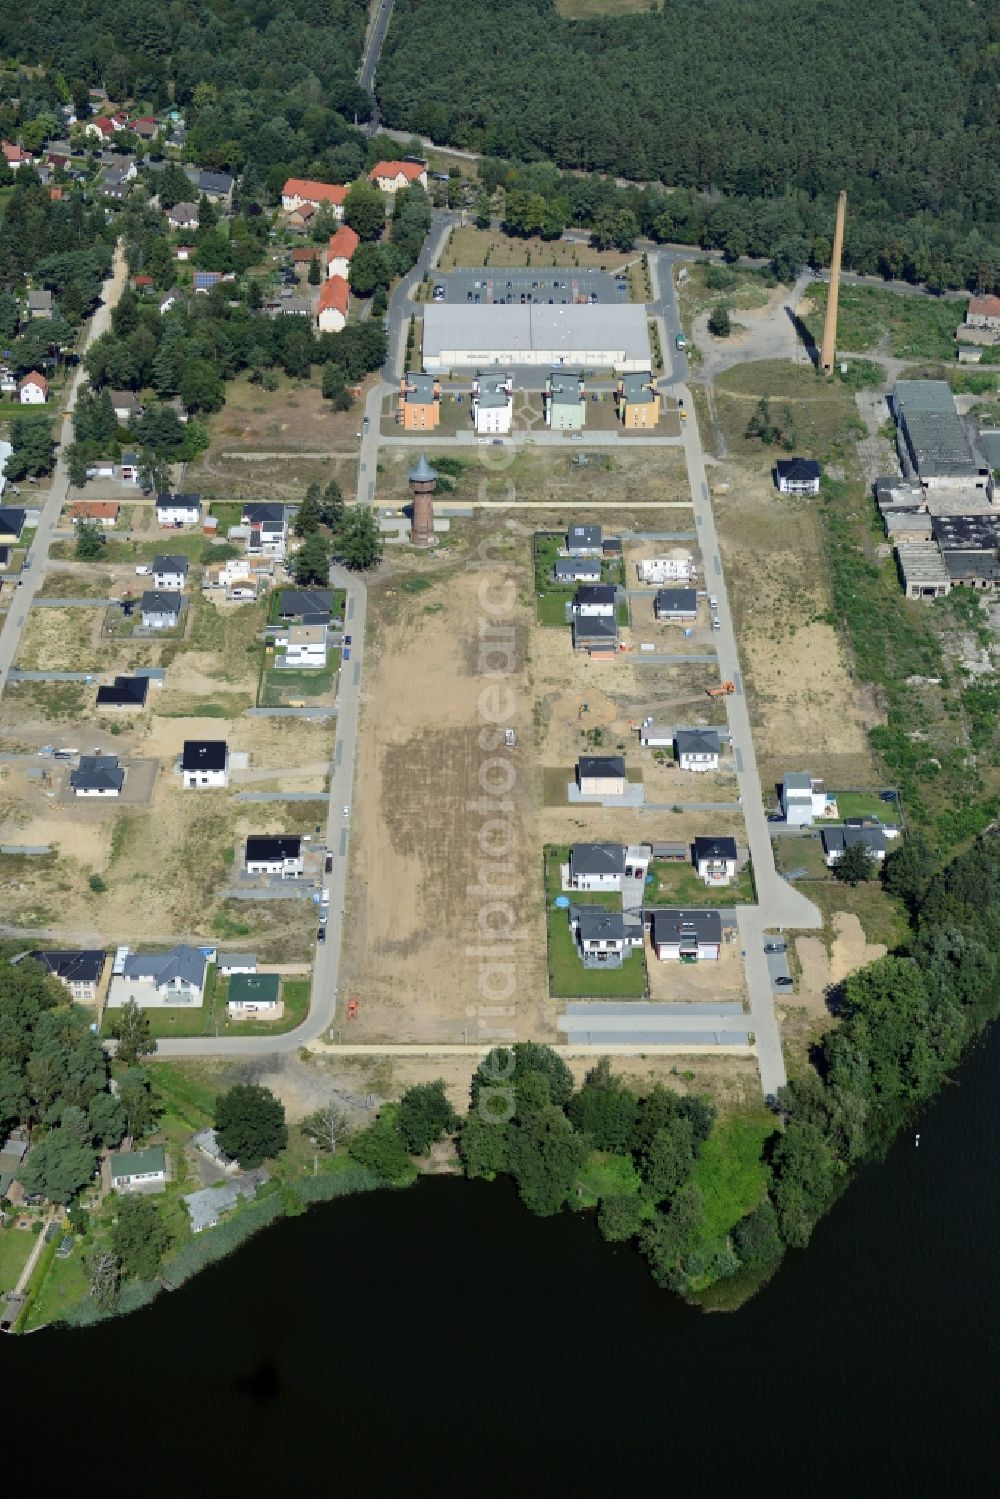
706;680;735;697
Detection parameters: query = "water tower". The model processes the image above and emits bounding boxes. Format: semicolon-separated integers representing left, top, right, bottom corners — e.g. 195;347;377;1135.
408;452;438;547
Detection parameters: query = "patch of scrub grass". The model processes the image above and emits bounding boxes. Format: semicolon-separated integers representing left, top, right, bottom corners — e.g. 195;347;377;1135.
803;283;967;362
22;1248;89;1330
0;1226;34;1292
400;575;432;595
575;1150;651;1211
648;859;755;908
143;1061;220;1133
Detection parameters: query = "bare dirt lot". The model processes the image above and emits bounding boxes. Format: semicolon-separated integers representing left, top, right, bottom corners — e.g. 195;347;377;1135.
339;520;553;1044
644;937;747;1004
714;471;881;794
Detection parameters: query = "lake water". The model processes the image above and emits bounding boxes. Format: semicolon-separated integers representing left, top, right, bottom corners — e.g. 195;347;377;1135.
4;1031;999;1496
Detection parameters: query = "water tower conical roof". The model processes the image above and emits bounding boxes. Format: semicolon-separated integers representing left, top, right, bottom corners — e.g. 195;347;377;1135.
408;452;439;483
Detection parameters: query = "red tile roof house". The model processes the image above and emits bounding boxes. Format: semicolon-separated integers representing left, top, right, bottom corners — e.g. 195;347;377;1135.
2;140;32;169
317;276;349;333
291;246;323;266
280;179;348;220
69;501;120;527
326;226;360;279
369;160;427;193
18;372;48;405
85;115;125;140
130;116;159;140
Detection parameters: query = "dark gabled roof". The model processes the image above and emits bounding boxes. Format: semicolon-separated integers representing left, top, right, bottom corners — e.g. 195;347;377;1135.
572;615;617;646
775;458;821;482
554;557;600;578
245;835;302;862
651;908;723;946
574;584;615;607
155;491;201;508
243;502;285;528
124;945;207;988
674;728;720;757
570;843;625;877
198;169;233;194
574;906;627;942
96;675;149;707
70;755;124;792
0;507;26;538
140;590;181;615
181;740;228;771
279;589;333;618
578;755;626;780
30;949;105;984
822;826;887;855
655;588;698;612
693;836;738;862
152;554;189;575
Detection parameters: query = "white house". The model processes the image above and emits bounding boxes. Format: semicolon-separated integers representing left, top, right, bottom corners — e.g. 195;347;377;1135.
637;556;694;584
18;371;47;405
166;201;200;230
638;724;674;749
28;949;106;1004
369;160;427;194
217;952;257;976
280;178;347;217
226;973;282;1019
775;458;821;496
567;843;625;891
553;558;601;584
326;225;360;279
674;728;721;773
576;755;627;798
152;554;189;591
472;372;513;435
156;493;201;526
140;590;181;629
111;945;208;1008
245;836;304;877
781;772;830;826
693;836;738;886
571;906;643;969
822;826;888;867
651;909;722;962
573;584;615;618
109;1146;166;1194
180;740;229;789
242;503;287;558
279;623;327;668
317;276;349;333
70;754;124;797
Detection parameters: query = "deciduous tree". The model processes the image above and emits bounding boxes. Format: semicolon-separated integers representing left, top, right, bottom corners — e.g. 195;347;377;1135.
215;1083;287;1168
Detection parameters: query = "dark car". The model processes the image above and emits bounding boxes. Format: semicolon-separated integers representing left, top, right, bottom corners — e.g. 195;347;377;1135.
344;634;352;646
325;853;334;873
317;927;326;943
764;942;786;954
775;975;793;987
880;789;898;802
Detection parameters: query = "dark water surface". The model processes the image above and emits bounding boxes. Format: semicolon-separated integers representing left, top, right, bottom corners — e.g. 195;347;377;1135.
6;1031;1000;1496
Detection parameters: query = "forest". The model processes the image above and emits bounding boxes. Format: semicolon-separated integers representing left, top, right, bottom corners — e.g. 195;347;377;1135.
378;0;1000;289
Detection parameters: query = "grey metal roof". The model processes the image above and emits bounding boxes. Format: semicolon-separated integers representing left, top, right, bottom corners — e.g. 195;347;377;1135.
655;588;698;613
123;944;207;988
896;542;951;584
568;524;602;549
423;303;650;362
822;826;887;855
218;952;256;969
893;379;956;416
619;371;656;403
783;772;813;792
152;554;189;574
674;728;720;757
547;371;583;403
407;453;438;483
554;557;600;579
569;843;625;877
140;590;181;615
651;908;723;946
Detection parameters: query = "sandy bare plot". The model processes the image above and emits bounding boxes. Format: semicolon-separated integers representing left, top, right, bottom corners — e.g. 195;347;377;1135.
714;471;881;791
644;937;747;1004
341;533;553;1044
794;911;887;1017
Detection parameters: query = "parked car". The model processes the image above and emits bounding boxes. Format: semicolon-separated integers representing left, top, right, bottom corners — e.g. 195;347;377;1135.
775;975;793;987
344;634;352;646
764;942;786;953
325;853;334;873
343;805;350;818
317;926;326;943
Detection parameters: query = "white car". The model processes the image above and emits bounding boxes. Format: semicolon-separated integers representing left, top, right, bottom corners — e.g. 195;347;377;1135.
343;805;350;818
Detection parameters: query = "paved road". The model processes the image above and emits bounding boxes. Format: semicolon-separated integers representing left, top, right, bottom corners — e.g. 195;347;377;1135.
0;245;128;698
660;249;821;1092
358;0;394;132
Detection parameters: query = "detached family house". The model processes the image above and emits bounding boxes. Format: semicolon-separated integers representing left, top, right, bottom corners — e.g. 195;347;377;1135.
781;772;830;826
693;836;738;887
571;906;643;968
140;590;181;629
654;588;698;622
245;836;304;877
327;225;360;280
775;458;821;496
567;843;625;891
553;557;601;584
152;555;189;591
567;523;602;557
156;493;201;526
110;1146;166;1194
674;728;720;772
227;973;282;1020
317;276;349;333
822;826;887;867
281;178;347;217
576;755;627;798
278;623;328;668
108;944;208;1009
650;909;722;962
29;949;106;1003
18;372;47;405
96;675;150;710
242;502;287;558
369;160;427;193
181;740;229;789
70;754;124;797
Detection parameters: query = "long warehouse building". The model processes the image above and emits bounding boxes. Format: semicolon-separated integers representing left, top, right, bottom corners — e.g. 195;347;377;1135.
421;303;651;373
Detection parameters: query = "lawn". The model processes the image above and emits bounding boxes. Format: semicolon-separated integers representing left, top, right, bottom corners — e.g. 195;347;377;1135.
803;283;967;363
219;975;311;1036
103;1000;216;1040
575;1150;652;1210
649;859;755;907
806;879;911;951
0;1227;34;1292
544;845;621;908
538;591;572;627
439;225;634;272
834;791;896;822
687;1110;772;1244
22;1247;88;1330
143;1061;220;1136
548;908;647;998
259;664;337;708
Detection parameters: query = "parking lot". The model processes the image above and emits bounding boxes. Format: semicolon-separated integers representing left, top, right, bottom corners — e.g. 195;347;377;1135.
435;266;630;307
